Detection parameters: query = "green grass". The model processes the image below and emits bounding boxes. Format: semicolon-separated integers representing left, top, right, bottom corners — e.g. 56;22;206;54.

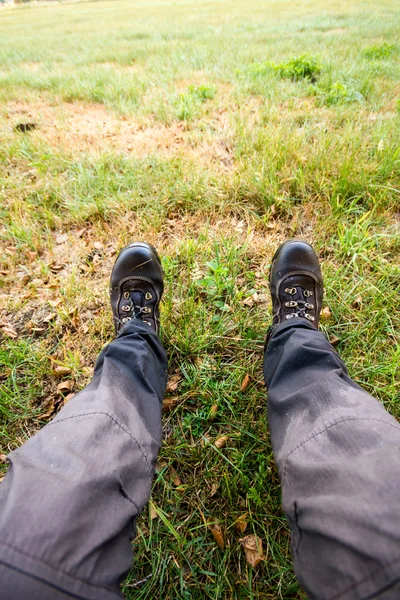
0;0;399;597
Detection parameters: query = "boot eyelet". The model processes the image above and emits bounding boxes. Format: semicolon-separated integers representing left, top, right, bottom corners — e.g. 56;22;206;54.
142;307;152;314
305;313;315;321
306;303;314;309
304;290;313;297
145;292;153;300
143;320;152;327
121;317;131;324
285;301;298;308
285;287;296;295
123;291;130;299
121;305;131;312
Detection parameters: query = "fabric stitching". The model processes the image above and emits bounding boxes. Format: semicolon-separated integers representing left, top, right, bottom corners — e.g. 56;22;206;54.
0;538;122;599
119;484;140;512
282;417;400;487
0;559;89;600
330;553;400;600
46;412;152;472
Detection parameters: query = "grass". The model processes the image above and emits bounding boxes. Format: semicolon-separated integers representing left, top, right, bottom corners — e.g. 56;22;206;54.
0;0;399;597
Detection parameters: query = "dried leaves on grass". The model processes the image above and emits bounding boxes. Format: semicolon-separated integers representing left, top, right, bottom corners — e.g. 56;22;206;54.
240;374;251;392
166;373;182;393
209;523;225;550
239;534;264;567
215;435;229;449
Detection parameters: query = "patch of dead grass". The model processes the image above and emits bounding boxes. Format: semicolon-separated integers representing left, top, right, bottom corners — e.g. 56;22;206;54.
3;100;236;169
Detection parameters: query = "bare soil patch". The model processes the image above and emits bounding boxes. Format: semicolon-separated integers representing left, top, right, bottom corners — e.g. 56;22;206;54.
4;100;235;169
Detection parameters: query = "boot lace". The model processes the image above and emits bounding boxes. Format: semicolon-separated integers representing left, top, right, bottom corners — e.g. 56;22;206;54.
116;290;153;328
284;287;315;321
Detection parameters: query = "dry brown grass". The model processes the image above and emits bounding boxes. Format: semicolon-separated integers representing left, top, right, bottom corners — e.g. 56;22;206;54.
3;99;237;169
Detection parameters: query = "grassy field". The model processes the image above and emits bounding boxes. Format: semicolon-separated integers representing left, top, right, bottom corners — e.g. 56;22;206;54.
0;0;399;597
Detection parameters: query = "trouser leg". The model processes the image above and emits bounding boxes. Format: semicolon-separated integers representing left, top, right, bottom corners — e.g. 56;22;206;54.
0;320;167;600
264;319;400;600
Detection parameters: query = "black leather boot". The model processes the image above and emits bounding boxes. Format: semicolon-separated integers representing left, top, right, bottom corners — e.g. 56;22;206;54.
110;242;163;335
269;239;323;330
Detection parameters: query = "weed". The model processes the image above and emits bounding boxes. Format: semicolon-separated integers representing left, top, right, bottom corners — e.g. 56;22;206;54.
251;54;322;82
188;85;216;102
316;81;365;105
363;43;397;59
173;85;216;121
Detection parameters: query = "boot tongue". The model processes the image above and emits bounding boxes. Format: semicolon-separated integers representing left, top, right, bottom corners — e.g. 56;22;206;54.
131;291;145;319
131;291;144;307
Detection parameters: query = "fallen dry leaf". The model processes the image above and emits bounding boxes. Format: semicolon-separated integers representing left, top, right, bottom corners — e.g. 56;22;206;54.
169;466;183;487
149;502;158;520
320;306;332;321
242;296;254;307
0;454;7;464
27;251;37;262
163;397;179;411
39;398;56;419
1;326;18;339
240;374;251;392
215;435;229;449
57;380;74;394
63;393;75;404
93;241;104;251
49;262;65;273
76;228;86;238
52;365;73;377
210;482;220;497
166;373;182;393
235;514;248;534
254;293;269;303
48;298;62;308
209;523;225;550
42;313;57;324
0;475;4;484
239;534;264;567
329;334;340;347
56;233;68;245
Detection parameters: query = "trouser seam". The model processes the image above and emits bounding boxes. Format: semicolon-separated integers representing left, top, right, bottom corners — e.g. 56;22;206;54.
282;417;400;487
47;412;153;472
0;539;121;599
0;559;87;599
330;554;400;600
119;484;140;511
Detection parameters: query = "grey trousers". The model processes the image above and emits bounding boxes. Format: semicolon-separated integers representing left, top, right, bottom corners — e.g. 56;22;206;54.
0;318;399;599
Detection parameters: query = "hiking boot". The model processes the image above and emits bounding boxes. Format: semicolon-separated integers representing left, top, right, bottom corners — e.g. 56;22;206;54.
269;239;323;330
110;242;163;335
